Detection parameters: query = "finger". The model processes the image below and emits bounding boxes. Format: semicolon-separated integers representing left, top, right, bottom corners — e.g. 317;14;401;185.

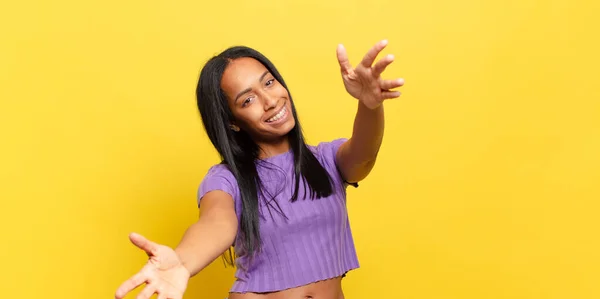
380;78;405;90
372;54;395;78
381;91;402;99
156;294;168;299
336;44;353;74
115;273;148;299
129;232;159;256
360;39;388;68
136;285;156;299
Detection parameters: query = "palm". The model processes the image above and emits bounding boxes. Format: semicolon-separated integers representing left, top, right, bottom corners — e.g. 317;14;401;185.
115;233;190;299
142;246;189;295
336;40;405;109
340;66;382;107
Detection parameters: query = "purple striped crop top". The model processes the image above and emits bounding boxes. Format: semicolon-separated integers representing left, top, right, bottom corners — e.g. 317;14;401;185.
197;138;360;293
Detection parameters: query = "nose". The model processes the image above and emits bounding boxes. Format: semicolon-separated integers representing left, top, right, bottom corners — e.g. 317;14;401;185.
262;92;278;111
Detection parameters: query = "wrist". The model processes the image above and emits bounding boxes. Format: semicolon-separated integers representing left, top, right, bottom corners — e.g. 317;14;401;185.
174;248;193;278
357;99;384;112
357;97;384;110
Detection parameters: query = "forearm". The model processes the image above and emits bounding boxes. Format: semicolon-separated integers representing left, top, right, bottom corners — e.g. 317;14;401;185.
348;101;385;164
174;213;237;277
337;101;385;183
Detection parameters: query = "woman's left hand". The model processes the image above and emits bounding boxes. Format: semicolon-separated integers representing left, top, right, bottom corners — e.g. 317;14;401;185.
336;40;405;109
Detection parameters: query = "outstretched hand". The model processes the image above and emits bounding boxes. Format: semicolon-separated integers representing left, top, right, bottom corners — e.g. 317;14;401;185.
115;233;190;299
336;40;405;109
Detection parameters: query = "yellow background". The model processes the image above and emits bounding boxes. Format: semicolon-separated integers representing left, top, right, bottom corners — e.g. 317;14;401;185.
1;0;599;298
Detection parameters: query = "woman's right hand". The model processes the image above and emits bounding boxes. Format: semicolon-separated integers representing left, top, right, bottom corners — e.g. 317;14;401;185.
115;233;191;299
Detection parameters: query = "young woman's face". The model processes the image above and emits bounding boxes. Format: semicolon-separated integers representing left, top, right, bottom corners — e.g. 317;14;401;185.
221;57;295;143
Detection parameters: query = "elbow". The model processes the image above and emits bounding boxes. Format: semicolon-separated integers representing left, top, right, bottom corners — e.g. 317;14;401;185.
341;158;377;184
224;219;238;245
200;209;238;248
216;213;238;246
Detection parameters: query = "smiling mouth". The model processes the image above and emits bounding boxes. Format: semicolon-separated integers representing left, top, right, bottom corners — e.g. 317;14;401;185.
265;106;288;123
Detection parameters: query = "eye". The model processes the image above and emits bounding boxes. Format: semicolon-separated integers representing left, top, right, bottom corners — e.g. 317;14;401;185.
265;78;275;86
242;97;253;107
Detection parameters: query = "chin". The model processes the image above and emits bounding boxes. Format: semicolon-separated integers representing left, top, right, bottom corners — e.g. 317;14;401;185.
281;117;296;133
273;121;295;139
260;119;295;142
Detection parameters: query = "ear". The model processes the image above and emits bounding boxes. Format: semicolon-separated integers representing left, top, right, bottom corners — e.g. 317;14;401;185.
229;124;240;132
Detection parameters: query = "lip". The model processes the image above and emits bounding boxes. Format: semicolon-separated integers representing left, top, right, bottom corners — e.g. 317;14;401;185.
264;105;289;125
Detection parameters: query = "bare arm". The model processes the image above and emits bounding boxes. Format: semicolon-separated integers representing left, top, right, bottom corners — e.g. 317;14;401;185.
175;190;238;276
336;102;384;183
334;40;404;184
115;190;237;299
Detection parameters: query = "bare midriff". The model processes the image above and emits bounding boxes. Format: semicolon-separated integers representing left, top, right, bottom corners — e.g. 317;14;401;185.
229;276;344;299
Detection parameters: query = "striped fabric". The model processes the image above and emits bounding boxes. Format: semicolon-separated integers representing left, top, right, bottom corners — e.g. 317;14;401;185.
198;138;360;293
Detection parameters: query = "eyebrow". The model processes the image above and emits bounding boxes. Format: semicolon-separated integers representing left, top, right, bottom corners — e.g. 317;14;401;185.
234;70;270;103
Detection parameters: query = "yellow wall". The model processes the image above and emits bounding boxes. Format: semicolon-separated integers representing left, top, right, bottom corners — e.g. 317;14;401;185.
1;0;598;298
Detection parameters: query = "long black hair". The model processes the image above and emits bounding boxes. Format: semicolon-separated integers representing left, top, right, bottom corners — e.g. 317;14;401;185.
195;46;335;263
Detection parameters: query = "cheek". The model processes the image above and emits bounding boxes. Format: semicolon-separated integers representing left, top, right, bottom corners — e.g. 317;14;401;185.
277;85;290;98
233;106;264;128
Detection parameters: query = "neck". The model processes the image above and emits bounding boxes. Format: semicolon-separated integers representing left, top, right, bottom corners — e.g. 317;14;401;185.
257;136;291;159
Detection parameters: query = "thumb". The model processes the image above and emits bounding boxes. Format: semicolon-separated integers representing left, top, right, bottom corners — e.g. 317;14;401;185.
336;44;352;74
129;232;158;256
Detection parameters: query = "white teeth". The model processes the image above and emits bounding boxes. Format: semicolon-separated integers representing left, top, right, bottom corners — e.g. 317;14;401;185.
267;107;286;122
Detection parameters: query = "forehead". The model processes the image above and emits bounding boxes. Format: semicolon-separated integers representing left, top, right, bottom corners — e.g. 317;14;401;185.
221;57;268;90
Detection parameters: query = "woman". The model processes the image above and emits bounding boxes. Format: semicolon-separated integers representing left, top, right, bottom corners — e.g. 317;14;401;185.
115;40;404;299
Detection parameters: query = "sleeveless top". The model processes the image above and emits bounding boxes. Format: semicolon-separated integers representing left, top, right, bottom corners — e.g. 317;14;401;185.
197;138;360;293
